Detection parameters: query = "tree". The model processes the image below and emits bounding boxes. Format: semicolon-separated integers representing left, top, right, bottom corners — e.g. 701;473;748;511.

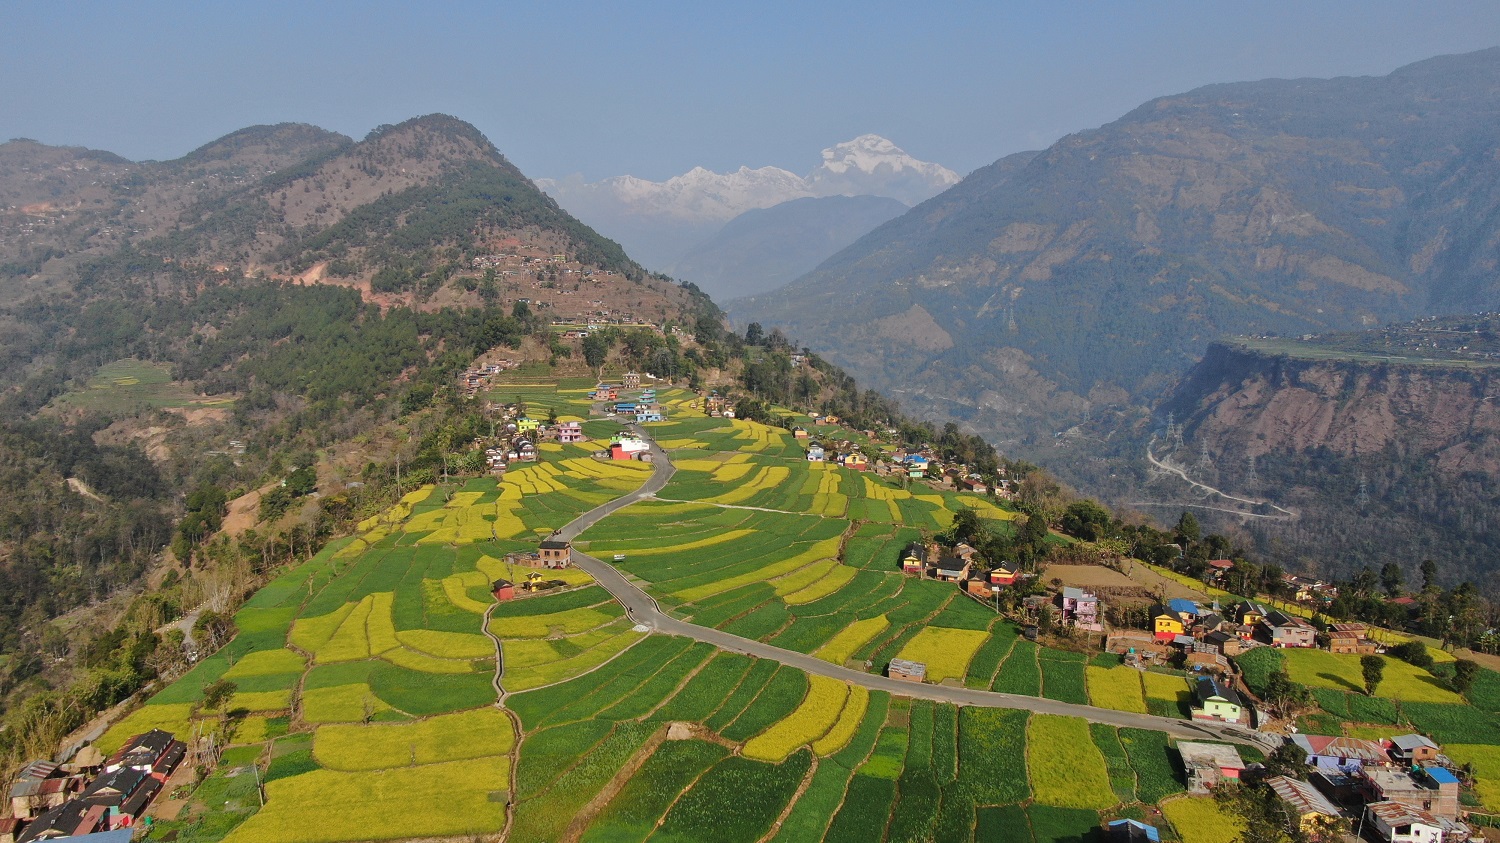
1421;559;1440;592
1174;511;1200;547
1262;668;1312;716
1360;655;1385;696
1453;658;1479;695
201;678;238;715
1060;499;1111;542
1380;562;1405;597
581;332;610;374
745;322;764;345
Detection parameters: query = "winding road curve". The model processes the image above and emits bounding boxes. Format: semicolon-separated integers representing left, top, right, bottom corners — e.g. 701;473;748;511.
555;426;1280;750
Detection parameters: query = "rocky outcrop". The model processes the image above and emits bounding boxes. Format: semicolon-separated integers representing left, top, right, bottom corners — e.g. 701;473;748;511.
1167;342;1500;474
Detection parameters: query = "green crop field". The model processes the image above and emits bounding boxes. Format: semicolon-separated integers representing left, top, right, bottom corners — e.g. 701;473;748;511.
117;379;1302;843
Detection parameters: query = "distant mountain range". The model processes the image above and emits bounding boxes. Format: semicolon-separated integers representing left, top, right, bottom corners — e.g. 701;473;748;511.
667;195;908;299
733;48;1500;450
535;135;959;284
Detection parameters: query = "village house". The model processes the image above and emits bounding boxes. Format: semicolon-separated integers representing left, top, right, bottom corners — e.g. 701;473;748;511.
904;455;930;478
1203;630;1243;657
1389;734;1442;765
1284;574;1336;603
79;766;161;827
1105;819;1161;843
556;421;585;444
932;550;971;583
1362;801;1446;843
1364;766;1462;821
1151;605;1186;640
806;444;826;462
623;372;641;388
1168;598;1201;624
538;540;572;567
1326;622;1378;655
514;439;538;462
1191;676;1245;723
15;800;107;843
1292;734;1392;771
1265;775;1344;839
491;579;516;601
988;564;1019;587
1259;609;1317;648
841;452;868;471
103;730;185;778
1206;558;1234;580
1056;587;1101;629
791;426;809;440
1177;741;1245;793
888;659;926;683
1234;601;1269;627
900;542;930;576
8;762;76;820
516;417;541;434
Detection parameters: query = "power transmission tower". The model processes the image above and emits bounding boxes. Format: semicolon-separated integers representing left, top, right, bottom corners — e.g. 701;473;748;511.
1197;439;1213;472
1357;472;1370;509
1245;455;1258;489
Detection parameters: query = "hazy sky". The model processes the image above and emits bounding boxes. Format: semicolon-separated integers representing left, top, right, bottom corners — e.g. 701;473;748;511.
4;1;1500;181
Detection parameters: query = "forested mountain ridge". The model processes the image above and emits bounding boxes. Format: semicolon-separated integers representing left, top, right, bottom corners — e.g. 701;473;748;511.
733;48;1500;448
0;123;352;297
0;115;722;757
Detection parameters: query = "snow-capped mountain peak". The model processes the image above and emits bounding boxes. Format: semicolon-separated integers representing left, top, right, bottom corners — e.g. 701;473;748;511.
538;135;957;223
805;135;960;205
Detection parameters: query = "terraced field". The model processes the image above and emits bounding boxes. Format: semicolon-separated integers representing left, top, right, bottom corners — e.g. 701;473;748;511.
122;382;1472;843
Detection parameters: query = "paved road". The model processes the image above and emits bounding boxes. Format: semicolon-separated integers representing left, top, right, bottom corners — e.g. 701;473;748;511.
558;428;1279;751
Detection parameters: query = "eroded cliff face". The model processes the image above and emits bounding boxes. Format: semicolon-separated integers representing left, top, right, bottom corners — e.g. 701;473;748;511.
1167;343;1500;474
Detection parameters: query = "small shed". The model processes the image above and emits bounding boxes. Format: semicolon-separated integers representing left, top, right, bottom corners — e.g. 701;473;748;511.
889;659;927;683
492;580;516;601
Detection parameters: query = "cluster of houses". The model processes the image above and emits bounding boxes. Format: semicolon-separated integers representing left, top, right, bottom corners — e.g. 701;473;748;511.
1116;731;1471;843
458;359;518;399
1150;598;1357;655
1280;732;1469;841
800;439;868;470
491;540;575;601
2;730;185;843
595;376;667;423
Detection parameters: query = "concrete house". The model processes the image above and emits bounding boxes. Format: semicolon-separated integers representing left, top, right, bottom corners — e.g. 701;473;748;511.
1259;610;1316;648
538;540;572;567
1057;587;1100;629
1327;622;1378;655
556;421;585;443
1234;601;1268;627
1151;605;1185;640
889;659;926;683
806;444;826;462
1191;676;1244;723
1389;734;1441;765
1364;766;1461;821
901;542;930;576
1177;742;1245;792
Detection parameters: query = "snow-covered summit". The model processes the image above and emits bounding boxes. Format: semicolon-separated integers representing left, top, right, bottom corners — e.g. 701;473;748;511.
537;135;957;223
806;135;960;206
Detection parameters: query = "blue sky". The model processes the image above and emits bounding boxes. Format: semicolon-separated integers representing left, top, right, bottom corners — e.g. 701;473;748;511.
3;1;1499;180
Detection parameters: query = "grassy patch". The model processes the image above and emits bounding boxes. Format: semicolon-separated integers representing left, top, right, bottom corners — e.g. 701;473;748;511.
1026;714;1116;810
